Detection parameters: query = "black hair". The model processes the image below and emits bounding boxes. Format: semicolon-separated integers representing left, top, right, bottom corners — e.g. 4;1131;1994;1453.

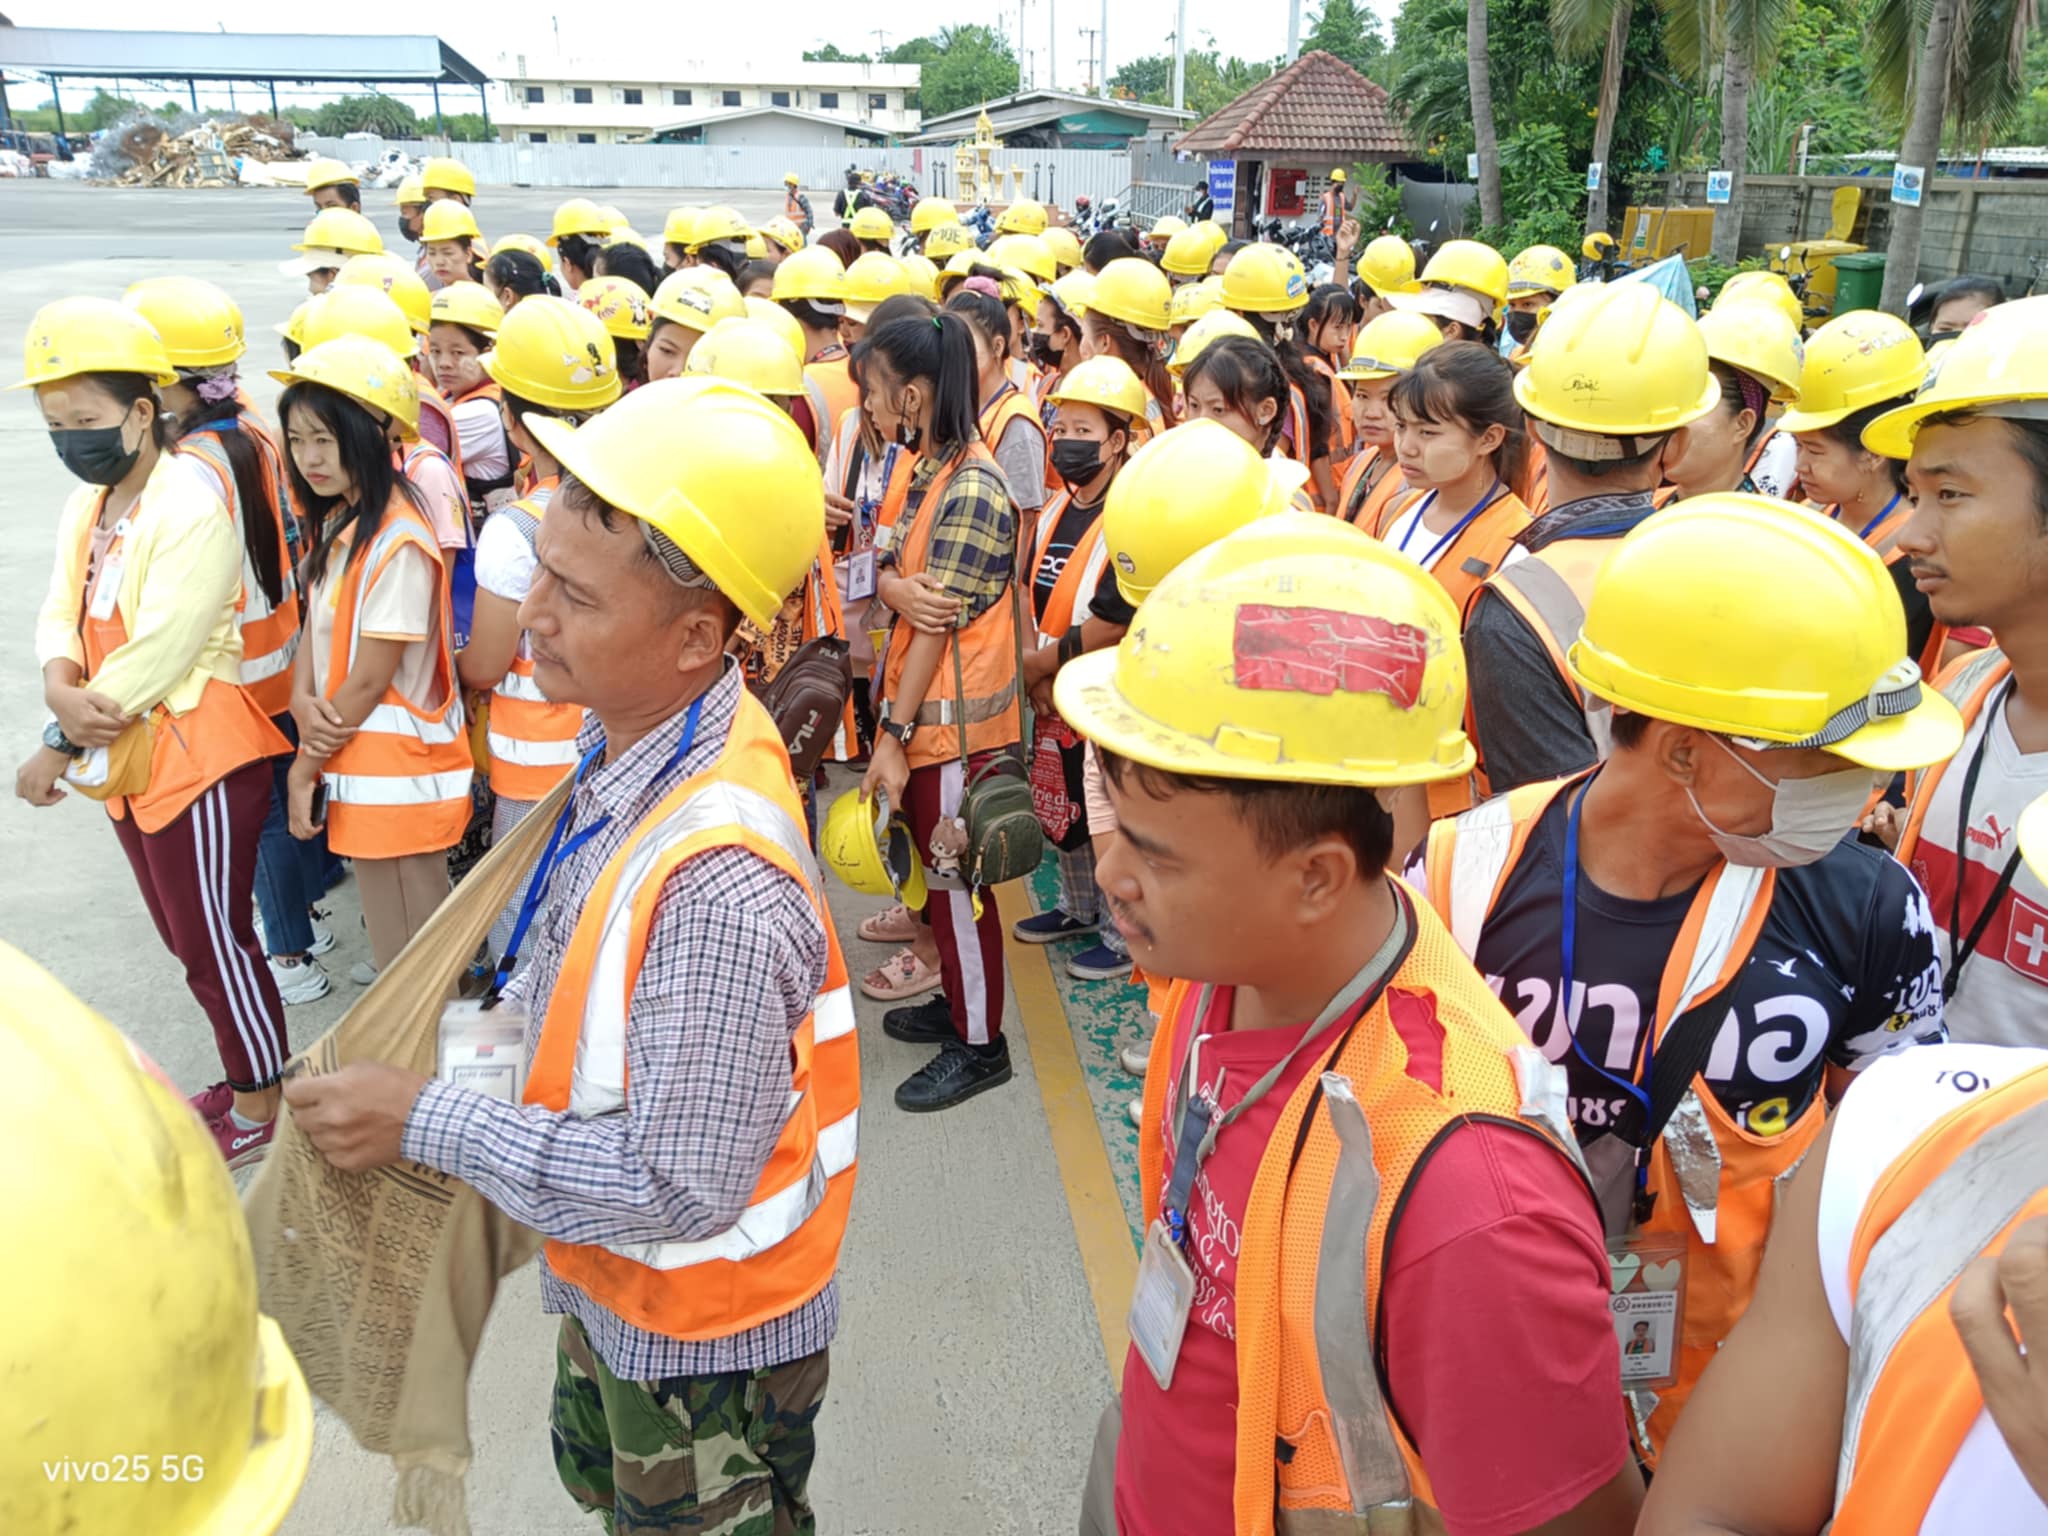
1243;309;1332;461
87;372;177;450
557;233;604;280
1708;361;1772;451
278;381;427;589
326;183;362;211
856;237;892;256
485;249;557;301
845;294;939;403
1098;748;1395;880
1183;335;1289;455
1388;341;1530;502
1045;292;1085;347
1083;229;1138;273
612;338;645;387
1214;239;1248;269
736;258;780;295
1823;396;1914;496
1919;413;2048;528
557;472;741;634
1088;316;1178;430
432;321;495;357
943;287;1012;353
817;228;862;268
172;389;286;607
693;240;748;280
1934;274;2005;317
857;311;980;457
1303;283;1360;342
781;297;842;335
597;241;662;297
1609;710;1652;751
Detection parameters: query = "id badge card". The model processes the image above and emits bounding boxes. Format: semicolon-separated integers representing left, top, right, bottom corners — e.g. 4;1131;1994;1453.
437;998;530;1103
1129;1219;1197;1391
88;555;124;622
844;548;879;603
1608;1229;1686;1390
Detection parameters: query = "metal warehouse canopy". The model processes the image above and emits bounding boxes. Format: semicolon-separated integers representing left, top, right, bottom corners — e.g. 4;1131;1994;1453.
0;27;488;86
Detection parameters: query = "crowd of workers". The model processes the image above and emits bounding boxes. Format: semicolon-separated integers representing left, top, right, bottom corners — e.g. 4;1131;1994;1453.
12;149;2048;1535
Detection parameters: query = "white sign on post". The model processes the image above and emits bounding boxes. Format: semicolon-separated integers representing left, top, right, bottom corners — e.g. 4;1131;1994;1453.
1467;152;1481;180
1586;161;1605;192
1706;170;1733;204
1892;163;1926;207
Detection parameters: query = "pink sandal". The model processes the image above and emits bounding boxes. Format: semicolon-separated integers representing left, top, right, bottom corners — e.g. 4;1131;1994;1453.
860;946;942;1002
858;902;919;944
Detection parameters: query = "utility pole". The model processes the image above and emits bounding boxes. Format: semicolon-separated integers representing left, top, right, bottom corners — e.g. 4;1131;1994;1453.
1080;27;1100;95
871;28;891;59
1286;0;1303;61
1172;0;1186;109
1100;0;1110;96
1048;0;1057;91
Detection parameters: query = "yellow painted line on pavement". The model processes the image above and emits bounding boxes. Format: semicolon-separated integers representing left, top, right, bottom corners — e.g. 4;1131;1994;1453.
1000;877;1132;1387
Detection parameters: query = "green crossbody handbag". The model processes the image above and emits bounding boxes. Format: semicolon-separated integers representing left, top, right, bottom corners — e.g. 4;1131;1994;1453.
944;534;1045;890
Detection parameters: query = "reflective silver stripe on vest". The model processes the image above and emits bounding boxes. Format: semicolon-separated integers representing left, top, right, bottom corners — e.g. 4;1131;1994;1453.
486;732;581;768
1444;793;1518;957
1836;1094;2048;1509
1491;556;1612;755
913;676;1020;729
496;669;552;704
324;768;473;807
331;520;468;794
241;630;301;683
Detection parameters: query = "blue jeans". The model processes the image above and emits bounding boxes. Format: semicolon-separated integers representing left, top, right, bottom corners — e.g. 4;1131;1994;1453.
253;713;328;958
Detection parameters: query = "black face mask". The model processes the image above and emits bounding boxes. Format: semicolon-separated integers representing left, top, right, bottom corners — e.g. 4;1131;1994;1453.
1028;331;1061;371
1505;309;1541;345
50;419;142;487
1051;437;1107;485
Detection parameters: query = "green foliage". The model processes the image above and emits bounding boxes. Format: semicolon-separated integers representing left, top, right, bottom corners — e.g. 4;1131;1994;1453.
1110;46;1279;115
1347;161;1409;232
804;44;873;63
903;26;1019;117
311;94;421;138
1305;0;1389;75
441;113;491;143
1488;121;1593;250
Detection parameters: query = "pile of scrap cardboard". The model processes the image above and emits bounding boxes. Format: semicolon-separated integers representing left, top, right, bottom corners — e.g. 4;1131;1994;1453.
110;115;302;187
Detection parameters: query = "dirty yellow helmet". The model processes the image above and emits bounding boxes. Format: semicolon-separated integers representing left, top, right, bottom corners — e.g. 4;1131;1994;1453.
270;334;420;438
1863;294;2048;459
302;156;357;192
1167;308;1259;377
1418;239;1510;308
1161;220;1228;278
2021;792;2048;883
910;196;961;235
491;231;555;274
1697;301;1805;404
842;253;915;322
1507;244;1576;297
1057;513;1476;787
548;197;612;247
650;267;747;335
924;222;978;262
899;253;942;301
421;200;482;244
988;233;1057;284
1338;309;1447;381
577;275;652;342
1047;354;1148;421
995;198;1048;236
1049;269;1096;324
1774;310;1928;434
848;205;897;244
996;267;1044;310
760;215;806;255
1356;235;1420;297
333;252;433;333
662;205;704;248
1514;282;1716;449
1715;270;1804;333
421;157;475;197
685;317;807;397
1569;494;1964;769
687;205;754;252
281;207;382;275
1089;257;1174;333
1169;277;1222;328
294;286;419;360
122;276;244;369
1220;243;1309;316
394;176;426;208
744;297;810;364
0;944;314;1536
936;249;980;296
821;789;929;907
429;280;505;336
16;296;177;388
480;295;620;413
1102;419;1311;601
1148;214;1188;245
1042;224;1085;272
524;377;825;629
770;245;848;306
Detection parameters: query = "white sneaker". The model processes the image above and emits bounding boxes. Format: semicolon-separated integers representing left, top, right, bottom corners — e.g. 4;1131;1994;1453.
349;959;379;987
1118;1039;1152;1076
268;954;332;1005
306;906;337;957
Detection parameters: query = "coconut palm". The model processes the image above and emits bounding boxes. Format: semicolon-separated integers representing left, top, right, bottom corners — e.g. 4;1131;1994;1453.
1550;0;1634;232
1470;0;1506;226
1655;0;1797;260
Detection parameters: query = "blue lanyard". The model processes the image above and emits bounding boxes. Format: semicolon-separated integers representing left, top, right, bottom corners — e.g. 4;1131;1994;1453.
192;414;242;435
1856;492;1903;542
1397;477;1503;568
486;694;704;1001
1561;780;1657;1139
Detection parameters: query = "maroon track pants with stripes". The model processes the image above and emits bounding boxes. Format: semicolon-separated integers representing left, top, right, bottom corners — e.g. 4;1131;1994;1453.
902;755;1006;1046
110;758;291;1091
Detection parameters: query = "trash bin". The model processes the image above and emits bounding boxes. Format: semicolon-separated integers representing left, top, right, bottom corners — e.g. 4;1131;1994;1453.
1832;252;1887;316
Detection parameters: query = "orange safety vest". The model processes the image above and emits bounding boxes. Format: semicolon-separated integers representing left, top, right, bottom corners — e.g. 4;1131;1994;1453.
1824;499;1950;677
1137;892;1591;1534
1465;533;1626;764
804;351;859;452
877;443;1024;770
978;381;1044;502
319;491;473;858
1368;484;1533;614
1523;438;1550;516
1028;488;1110;645
1894;646;2009;868
179;415;303;719
524;692;859;1340
1828;1058;2048;1534
785;188;808;223
1304;354;1357;466
1340;447;1409;532
484;479;585;803
1319;185;1342;239
451;378;514;513
1423;774;1795;1464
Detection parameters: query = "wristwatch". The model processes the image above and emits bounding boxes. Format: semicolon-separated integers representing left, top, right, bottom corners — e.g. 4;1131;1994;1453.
42;721;84;758
879;711;917;748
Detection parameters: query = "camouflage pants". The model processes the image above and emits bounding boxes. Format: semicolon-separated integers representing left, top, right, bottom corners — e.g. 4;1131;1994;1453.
551;1317;830;1536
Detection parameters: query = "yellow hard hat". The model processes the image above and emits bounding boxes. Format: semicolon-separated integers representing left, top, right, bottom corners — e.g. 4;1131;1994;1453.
1697;301;1805;404
302;156;357;192
548;197;612;247
1507;244;1576;297
924;222;978;262
598;205;628;234
421;157;475;197
744;297;810;364
1169;277;1222;328
429;280;505;336
910;196;961;235
277;300;311;351
293;286;419;359
1338;309;1447;381
650;267;747;335
848;205;897;244
2020;792;2048;883
395;176;426;207
1773;310;1928;434
820;789;929;907
936;249;979;296
1089;257;1174;333
1049;269;1096;323
743;230;769;260
0;943;314;1536
525;377;825;630
770;245;848;305
1167;308;1259;377
333;252;433;333
686;316;807;397
480;295;621;412
421;200;481;244
281;208;382;275
842;253;915;321
1149;214;1188;244
577;275;652;342
1715;270;1804;333
899;253;942;301
15;295;177;388
784;170;802;186
1357;235;1421;297
1514;282;1717;445
1057;513;1476;787
1582;231;1617;260
1863;294;2048;459
1329;167;1349;183
270;334;420;438
988;233;1057;284
122;276;244;369
1042;225;1085;271
760;215;806;255
1418;239;1510;308
1220;243;1309;316
995;199;1048;236
1047;354;1148;421
491;231;555;274
1103;419;1310;601
687;205;754;252
1161;220;1228;278
996;267;1044;310
662;205;704;247
1568;494;1965;769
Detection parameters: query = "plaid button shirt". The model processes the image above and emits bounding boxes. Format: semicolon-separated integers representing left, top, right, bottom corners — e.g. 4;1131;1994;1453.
894;451;1017;623
403;663;837;1381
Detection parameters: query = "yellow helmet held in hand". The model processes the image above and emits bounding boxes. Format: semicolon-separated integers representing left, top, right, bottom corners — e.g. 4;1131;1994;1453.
492;231;555;273
420;200;482;244
394;176;426;208
524;377;825;629
910;197;961;235
923;221;978;261
662;205;704;248
1103;419;1310;600
429;281;506;336
421;157;475;197
988;233;1057;284
687;205;753;252
1042;224;1085;272
480;296;621;413
1514;282;1717;447
1169;277;1222;328
270;334;421;437
1714;270;1804;333
1220;243;1309;315
1356;235;1421;297
1089;257;1174;333
294;286;419;359
1056;514;1476;787
1697;301;1805;404
577;275;653;341
1863;294;2048;458
650;267;747;334
0;944;314;1536
1419;239;1509;309
302;156;357;192
1339;309;1447;381
1568;494;1964;769
1167;308;1259;376
16;296;177;388
760;215;806;255
1774;310;1928;434
548;197;612;247
849;205;897;243
1148;214;1188;245
334;253;433;333
841;253;915;321
771;245;848;305
122;276;244;369
995;198;1048;236
899;253;942;301
685;317;807;397
744;297;809;362
281;208;383;275
1047;354;1149;421
820;789;929;907
1507;244;1576;297
1161;220;1227;278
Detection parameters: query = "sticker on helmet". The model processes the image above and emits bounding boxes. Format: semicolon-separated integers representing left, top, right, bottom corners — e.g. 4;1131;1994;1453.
1232;604;1426;707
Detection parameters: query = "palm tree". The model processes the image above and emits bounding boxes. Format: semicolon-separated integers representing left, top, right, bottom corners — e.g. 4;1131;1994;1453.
1469;0;1505;227
1656;0;1795;261
1552;0;1631;233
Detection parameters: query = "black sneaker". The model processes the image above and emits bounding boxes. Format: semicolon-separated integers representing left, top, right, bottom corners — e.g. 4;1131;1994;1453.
895;1038;1013;1113
883;994;956;1043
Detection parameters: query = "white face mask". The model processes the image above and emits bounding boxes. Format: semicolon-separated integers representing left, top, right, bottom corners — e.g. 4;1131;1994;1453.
1685;735;1875;868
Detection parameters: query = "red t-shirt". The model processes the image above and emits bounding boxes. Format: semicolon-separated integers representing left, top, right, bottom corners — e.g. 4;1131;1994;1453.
1114;981;1625;1536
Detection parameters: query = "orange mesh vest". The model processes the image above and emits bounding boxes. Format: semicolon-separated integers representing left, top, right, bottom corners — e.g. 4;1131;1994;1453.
1524;440;1550;515
1028;488;1110;644
178;415;303;718
1137;894;1590;1535
524;693;860;1341
1464;534;1624;767
1423;775;1795;1464
1305;354;1357;464
1370;486;1534;615
1895;647;2010;868
804;353;859;450
1829;1059;2048;1533
485;479;585;803
1342;447;1410;534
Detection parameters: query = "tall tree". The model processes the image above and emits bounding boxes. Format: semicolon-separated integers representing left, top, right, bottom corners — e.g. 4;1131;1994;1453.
1306;0;1389;74
1469;0;1506;226
1656;0;1795;259
912;25;1022;117
1114;48;1278;114
1551;0;1630;231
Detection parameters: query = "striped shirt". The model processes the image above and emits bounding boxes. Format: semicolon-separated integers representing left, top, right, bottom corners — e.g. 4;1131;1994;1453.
403;662;836;1380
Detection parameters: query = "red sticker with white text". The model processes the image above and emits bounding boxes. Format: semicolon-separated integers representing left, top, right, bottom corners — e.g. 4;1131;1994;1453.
1231;604;1427;708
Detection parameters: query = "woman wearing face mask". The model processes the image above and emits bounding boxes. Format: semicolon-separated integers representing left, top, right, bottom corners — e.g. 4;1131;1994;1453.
1079;258;1177;443
1301;283;1362;469
1335;309;1446;529
17;298;293;1167
427;281;515;520
1502;244;1575;357
1661;302;1805;506
947;281;1049;522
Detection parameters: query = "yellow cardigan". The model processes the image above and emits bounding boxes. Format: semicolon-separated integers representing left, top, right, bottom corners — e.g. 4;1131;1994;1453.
35;451;247;720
